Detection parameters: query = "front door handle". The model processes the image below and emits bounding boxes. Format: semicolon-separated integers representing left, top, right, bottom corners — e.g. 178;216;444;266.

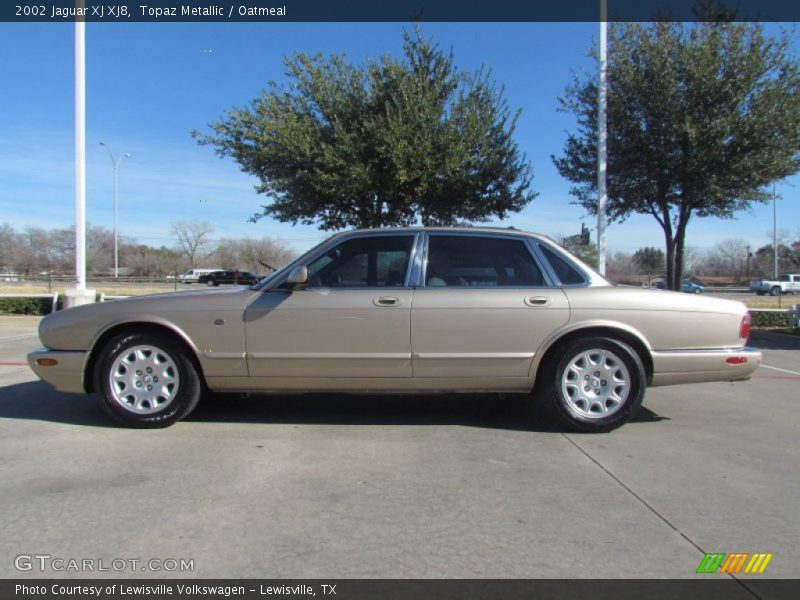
373;296;401;307
524;296;550;307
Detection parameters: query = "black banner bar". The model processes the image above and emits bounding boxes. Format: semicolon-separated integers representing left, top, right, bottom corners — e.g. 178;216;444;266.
4;0;800;23
4;580;800;600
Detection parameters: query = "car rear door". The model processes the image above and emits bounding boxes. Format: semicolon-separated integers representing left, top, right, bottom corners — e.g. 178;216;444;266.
410;233;570;379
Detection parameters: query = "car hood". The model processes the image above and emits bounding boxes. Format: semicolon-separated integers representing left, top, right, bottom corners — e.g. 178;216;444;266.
39;287;258;351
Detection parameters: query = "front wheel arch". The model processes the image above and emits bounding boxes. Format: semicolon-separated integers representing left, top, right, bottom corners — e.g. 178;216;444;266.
84;322;205;394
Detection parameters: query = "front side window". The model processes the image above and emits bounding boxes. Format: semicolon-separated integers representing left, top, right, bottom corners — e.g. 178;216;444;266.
425;235;545;287
305;235;414;288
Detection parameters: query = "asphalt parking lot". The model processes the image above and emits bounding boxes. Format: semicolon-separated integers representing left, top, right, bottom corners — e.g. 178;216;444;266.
0;315;798;587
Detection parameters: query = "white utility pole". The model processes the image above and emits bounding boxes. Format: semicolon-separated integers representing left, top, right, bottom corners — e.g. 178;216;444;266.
66;12;94;308
597;0;608;276
99;142;130;278
75;20;86;290
773;184;778;280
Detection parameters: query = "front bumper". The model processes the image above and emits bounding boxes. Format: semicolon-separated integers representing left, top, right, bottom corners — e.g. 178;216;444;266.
650;346;762;387
27;348;87;394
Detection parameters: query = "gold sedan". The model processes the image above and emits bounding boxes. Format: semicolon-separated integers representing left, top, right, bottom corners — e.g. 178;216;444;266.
28;228;760;432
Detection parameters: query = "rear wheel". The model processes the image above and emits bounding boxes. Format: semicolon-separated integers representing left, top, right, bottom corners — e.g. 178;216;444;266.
537;337;646;433
93;332;202;428
771;286;781;296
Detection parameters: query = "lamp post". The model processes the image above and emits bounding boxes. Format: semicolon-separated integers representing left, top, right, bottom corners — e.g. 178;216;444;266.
99;142;130;278
597;0;608;276
773;183;778;280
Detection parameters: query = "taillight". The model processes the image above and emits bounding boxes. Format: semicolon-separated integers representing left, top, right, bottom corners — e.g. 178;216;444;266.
740;313;751;341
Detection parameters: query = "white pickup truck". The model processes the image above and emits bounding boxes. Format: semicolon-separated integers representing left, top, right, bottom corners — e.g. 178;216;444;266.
749;274;800;296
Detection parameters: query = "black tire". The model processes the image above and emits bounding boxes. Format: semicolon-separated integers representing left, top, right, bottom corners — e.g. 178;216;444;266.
206;280;214;287
771;286;781;296
213;281;220;287
536;337;646;433
93;332;203;428
756;291;765;296
694;288;702;294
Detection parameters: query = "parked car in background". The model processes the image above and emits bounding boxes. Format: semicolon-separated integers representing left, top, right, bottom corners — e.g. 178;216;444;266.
749;274;800;296
198;270;258;286
178;268;222;284
654;280;704;294
28;227;759;433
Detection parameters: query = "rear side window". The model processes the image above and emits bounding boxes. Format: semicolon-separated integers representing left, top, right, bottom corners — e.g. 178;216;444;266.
539;245;586;285
425;236;545;287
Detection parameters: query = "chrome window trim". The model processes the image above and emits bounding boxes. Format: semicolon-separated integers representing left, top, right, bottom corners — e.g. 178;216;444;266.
263;231;420;291
420;231;557;289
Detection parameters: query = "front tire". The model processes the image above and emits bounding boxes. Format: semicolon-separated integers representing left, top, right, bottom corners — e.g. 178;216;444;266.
537;337;646;433
93;332;202;428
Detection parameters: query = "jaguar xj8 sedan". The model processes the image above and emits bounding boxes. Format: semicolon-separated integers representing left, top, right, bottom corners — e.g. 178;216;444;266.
28;227;760;432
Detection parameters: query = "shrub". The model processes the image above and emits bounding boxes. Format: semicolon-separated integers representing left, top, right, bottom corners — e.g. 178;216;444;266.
0;297;62;315
750;311;790;328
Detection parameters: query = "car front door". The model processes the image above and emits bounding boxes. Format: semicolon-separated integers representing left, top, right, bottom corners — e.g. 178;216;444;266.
244;233;418;378
411;233;570;379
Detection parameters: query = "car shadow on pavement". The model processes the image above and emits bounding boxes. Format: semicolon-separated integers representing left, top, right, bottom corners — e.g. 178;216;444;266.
0;381;113;427
0;381;667;431
748;330;800;351
186;392;668;432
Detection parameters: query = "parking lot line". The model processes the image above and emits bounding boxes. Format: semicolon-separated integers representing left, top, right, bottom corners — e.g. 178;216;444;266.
0;333;36;343
759;364;800;377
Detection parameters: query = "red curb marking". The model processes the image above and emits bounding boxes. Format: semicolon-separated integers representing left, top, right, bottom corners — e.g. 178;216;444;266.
0;361;27;366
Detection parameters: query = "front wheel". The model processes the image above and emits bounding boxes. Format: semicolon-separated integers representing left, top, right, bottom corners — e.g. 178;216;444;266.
93;332;203;428
537;337;646;433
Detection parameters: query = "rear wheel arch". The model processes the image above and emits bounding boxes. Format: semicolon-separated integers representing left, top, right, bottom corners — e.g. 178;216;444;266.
84;322;204;394
533;326;653;388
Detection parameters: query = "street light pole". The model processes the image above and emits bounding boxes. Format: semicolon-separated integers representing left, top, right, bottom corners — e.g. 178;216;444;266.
99;142;130;278
773;183;778;280
597;0;608;276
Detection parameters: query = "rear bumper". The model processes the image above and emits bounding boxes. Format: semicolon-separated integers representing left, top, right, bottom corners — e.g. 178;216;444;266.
650;346;762;387
27;348;87;394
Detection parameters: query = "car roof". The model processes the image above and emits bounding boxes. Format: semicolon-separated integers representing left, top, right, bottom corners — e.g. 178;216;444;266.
331;226;548;241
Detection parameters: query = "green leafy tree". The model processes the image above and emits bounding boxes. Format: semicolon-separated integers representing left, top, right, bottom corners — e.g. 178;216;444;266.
194;29;535;230
553;19;800;290
633;246;665;273
559;234;599;269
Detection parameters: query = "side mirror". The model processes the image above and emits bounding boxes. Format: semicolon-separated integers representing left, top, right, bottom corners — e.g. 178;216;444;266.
286;265;309;287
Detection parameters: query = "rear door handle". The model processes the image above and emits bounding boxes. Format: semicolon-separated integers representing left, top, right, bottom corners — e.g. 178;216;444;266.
373;296;401;307
524;296;550;307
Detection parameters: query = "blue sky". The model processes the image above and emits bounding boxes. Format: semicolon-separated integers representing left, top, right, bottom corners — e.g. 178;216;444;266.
0;21;797;256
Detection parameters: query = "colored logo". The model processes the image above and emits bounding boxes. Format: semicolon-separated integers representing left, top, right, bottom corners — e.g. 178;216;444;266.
696;552;773;574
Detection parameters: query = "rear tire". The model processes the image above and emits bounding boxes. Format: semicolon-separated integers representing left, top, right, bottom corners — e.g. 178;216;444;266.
771;286;781;296
93;332;203;428
536;337;646;433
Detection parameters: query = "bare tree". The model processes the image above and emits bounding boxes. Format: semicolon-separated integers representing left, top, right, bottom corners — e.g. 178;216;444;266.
209;237;295;274
701;239;750;284
606;251;643;284
171;219;214;268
